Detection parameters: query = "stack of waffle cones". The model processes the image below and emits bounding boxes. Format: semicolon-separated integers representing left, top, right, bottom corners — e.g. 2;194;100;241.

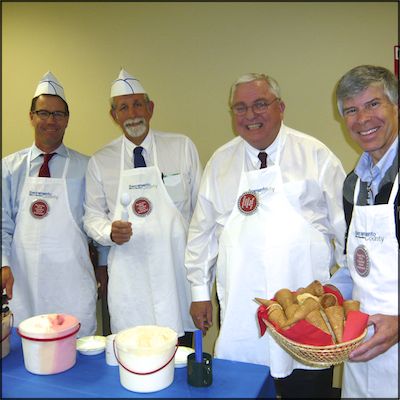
255;280;360;344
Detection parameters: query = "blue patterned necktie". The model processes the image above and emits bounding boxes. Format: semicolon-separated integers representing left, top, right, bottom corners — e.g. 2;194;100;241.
133;146;146;168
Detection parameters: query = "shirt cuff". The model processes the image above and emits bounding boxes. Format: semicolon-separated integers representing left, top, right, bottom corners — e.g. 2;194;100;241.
101;225;114;246
191;285;211;302
2;254;11;269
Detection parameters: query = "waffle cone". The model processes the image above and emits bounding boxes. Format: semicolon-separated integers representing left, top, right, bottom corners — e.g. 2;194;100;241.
319;293;338;309
285;303;300;320
325;305;344;343
343;300;360;318
305;309;330;334
297;280;324;297
296;293;319;304
267;303;288;329
255;298;278;308
275;288;295;310
286;297;320;325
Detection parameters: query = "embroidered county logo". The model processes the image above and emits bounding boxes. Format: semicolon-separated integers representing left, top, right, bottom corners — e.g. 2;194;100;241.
238;191;258;215
354;245;370;277
30;199;50;218
132;197;152;217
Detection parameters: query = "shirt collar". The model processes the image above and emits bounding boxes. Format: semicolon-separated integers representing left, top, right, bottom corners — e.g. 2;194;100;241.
31;143;67;161
123;130;153;157
355;136;398;182
244;124;284;168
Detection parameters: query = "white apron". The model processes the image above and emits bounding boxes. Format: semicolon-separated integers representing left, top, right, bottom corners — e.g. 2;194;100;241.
214;143;333;378
342;175;399;398
107;140;195;335
9;149;97;337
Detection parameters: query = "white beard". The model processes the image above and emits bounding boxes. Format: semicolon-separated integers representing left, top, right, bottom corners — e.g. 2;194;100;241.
124;118;147;138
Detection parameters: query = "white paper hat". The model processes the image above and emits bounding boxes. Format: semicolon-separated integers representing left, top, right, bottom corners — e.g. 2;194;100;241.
110;68;146;97
33;71;66;101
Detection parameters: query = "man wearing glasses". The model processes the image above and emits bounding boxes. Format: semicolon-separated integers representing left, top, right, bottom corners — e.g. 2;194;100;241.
2;71;99;337
185;73;346;398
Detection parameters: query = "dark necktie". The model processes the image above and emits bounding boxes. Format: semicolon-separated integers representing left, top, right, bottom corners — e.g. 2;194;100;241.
258;152;267;169
38;153;56;177
133;146;146;168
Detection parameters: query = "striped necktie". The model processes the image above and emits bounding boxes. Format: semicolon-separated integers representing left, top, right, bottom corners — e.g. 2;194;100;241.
38;153;56;177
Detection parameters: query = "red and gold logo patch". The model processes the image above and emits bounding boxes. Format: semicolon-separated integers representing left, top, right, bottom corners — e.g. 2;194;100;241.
237;191;258;215
30;199;50;218
132;197;152;217
354;245;370;277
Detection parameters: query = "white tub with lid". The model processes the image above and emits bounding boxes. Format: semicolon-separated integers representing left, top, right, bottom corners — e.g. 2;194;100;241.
115;325;178;393
17;313;80;375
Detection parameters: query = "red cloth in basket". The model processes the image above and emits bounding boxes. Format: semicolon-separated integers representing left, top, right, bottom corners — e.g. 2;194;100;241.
257;287;369;346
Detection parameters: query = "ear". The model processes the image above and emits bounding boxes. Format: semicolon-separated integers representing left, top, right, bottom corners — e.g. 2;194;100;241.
278;100;286;114
29;111;35;125
147;100;155;118
110;108;118;123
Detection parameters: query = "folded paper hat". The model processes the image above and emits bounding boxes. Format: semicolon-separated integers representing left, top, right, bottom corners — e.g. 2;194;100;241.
110;68;146;97
34;71;66;101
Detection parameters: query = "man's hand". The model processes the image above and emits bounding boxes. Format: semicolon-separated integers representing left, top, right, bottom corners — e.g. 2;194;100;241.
2;266;14;299
349;314;398;362
111;220;133;245
190;301;213;334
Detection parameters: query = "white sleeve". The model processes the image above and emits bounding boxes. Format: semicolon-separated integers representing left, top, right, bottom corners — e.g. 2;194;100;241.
185;137;203;217
1;158;14;267
319;152;347;271
185;169;220;302
83;156;114;246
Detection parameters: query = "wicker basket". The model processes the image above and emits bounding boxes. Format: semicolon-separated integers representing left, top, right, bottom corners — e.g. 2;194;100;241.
264;319;367;368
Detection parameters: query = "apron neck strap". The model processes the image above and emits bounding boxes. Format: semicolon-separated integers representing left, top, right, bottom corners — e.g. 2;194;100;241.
389;174;399;204
354;173;399;204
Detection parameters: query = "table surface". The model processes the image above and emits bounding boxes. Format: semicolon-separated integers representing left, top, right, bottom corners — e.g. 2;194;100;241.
2;329;276;398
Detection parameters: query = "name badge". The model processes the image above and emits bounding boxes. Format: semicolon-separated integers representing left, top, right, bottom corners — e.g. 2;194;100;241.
132;197;152;217
238;191;258;215
354;245;370;277
30;199;50;219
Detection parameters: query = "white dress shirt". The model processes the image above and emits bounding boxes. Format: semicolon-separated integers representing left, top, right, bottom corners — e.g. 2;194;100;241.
83;129;202;246
185;123;347;301
2;143;107;267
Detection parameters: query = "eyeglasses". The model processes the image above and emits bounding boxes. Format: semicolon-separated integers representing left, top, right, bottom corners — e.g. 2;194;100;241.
231;98;280;116
32;110;69;120
115;100;150;113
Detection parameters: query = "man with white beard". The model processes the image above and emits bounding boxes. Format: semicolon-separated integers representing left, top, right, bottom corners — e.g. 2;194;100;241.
83;69;202;346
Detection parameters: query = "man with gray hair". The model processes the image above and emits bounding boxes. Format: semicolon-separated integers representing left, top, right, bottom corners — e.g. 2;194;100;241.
185;72;346;397
83;69;202;346
328;65;398;398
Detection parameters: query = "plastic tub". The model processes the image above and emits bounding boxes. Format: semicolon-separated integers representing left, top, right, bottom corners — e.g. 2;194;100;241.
17;313;80;375
115;325;178;393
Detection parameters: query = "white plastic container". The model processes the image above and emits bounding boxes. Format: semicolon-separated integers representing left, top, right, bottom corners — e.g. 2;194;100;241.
1;311;13;359
106;333;118;366
115;325;178;393
17;313;80;375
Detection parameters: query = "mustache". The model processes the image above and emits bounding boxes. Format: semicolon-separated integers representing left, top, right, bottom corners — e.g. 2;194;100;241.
123;117;146;128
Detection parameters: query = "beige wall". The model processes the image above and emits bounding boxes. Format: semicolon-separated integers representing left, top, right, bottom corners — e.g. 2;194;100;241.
2;2;397;353
2;2;397;172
